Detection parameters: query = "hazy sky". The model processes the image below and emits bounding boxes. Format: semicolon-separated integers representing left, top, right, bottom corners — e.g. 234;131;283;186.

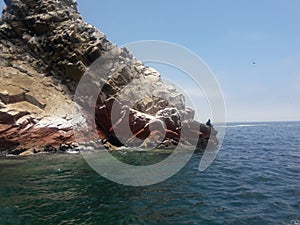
2;1;300;122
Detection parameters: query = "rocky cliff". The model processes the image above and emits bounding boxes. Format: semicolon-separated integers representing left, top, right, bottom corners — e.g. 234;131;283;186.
0;0;217;155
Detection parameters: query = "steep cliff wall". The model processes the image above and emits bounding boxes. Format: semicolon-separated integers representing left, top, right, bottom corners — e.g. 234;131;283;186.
0;0;217;155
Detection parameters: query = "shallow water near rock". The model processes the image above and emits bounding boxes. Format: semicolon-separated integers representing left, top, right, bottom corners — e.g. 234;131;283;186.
0;121;299;225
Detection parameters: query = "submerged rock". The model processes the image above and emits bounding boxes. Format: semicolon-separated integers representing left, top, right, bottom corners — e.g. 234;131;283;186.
0;0;218;155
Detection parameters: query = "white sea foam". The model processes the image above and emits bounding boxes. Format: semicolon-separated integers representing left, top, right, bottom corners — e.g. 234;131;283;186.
216;124;269;128
66;149;80;154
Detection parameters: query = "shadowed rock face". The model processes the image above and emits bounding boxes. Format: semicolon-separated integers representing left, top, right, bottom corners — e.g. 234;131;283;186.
0;0;218;155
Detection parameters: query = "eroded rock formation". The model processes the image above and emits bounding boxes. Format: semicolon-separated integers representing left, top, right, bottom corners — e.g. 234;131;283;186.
0;0;218;155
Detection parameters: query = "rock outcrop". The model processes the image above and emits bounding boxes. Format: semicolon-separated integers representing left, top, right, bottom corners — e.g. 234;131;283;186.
0;0;218;155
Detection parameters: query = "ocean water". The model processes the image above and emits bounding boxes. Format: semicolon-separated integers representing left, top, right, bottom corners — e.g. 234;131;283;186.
0;121;299;225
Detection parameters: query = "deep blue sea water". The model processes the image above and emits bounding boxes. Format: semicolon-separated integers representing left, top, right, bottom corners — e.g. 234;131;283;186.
0;121;299;225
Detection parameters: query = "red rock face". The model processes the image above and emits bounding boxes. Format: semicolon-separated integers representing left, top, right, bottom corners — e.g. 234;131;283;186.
0;121;75;154
94;97;218;150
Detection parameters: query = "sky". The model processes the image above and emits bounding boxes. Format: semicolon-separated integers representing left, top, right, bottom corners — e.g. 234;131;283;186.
1;0;300;122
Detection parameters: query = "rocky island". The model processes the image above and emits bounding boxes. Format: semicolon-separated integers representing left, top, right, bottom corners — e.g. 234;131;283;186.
0;0;218;156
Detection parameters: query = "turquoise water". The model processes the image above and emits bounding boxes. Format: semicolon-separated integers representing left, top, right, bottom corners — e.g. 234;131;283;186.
0;122;299;225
